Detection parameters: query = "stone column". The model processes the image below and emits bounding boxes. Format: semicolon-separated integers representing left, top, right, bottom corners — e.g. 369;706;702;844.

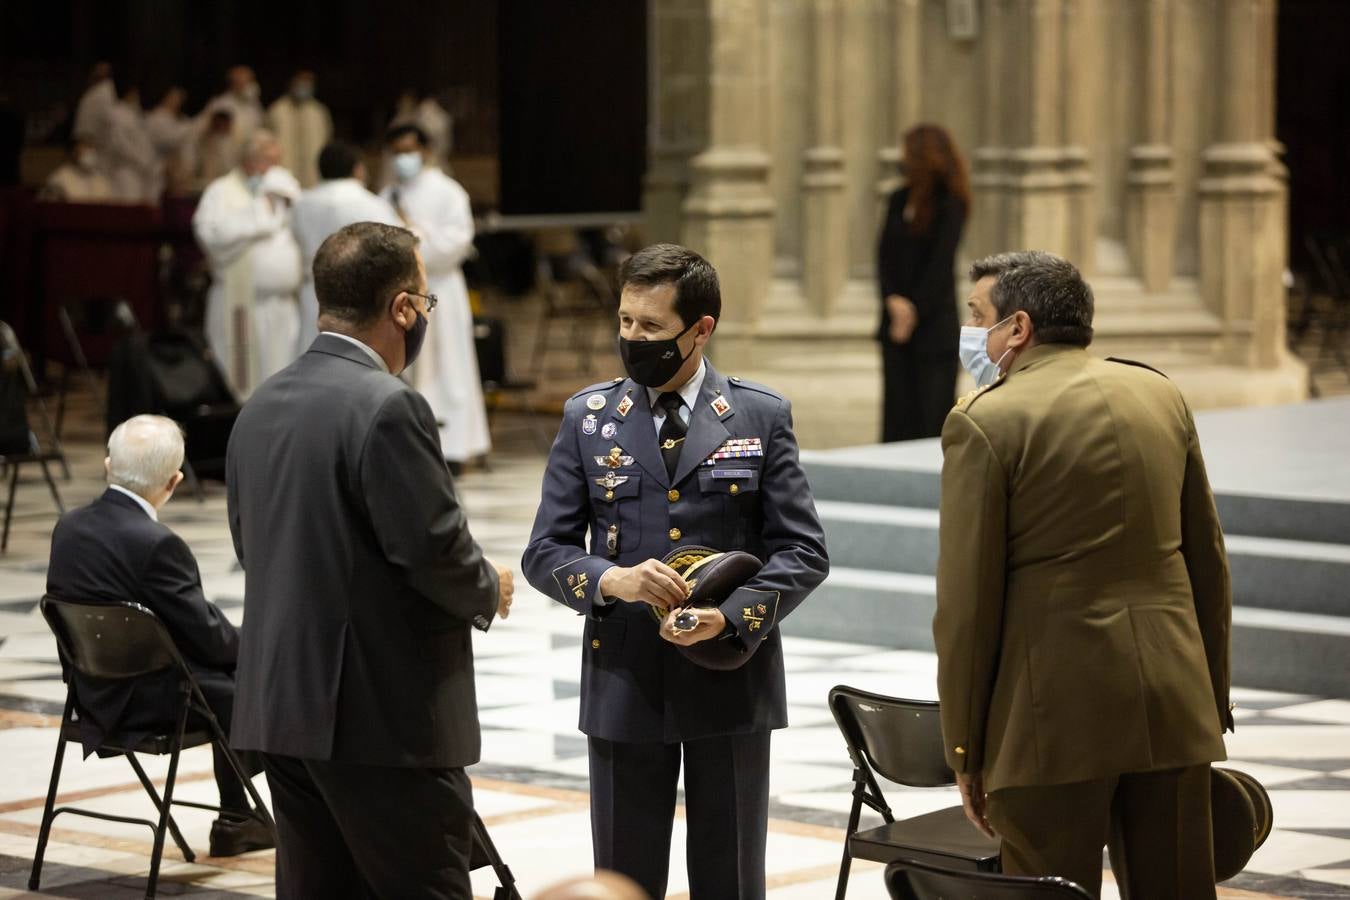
1000;0;1073;257
768;0;809;272
800;0;848;315
1198;0;1285;367
681;0;776;328
1060;0;1098;274
1125;0;1176;291
875;0;922;210
839;0;886;275
970;0;1009;260
642;0;710;244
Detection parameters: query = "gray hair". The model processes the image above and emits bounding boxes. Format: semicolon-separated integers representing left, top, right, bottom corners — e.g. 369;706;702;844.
969;251;1095;347
107;415;185;497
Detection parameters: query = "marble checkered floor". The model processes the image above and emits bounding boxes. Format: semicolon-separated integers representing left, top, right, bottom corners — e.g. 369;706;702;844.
0;406;1348;898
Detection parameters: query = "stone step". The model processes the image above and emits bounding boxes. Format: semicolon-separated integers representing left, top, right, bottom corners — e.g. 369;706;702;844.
785;569;1350;697
816;499;1350;617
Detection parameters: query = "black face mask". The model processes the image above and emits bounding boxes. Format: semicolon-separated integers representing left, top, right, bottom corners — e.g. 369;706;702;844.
618;321;697;387
401;309;428;372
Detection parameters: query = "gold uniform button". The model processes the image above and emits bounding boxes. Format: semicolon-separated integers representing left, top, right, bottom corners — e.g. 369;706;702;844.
729;483;740;495
591;639;600;649
605;490;614;501
669;528;682;541
954;746;966;755
667;489;680;502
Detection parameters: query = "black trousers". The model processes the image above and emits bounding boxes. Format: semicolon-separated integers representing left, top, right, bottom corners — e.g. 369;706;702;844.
588;731;771;900
261;754;476;900
880;343;958;442
193;671;259;813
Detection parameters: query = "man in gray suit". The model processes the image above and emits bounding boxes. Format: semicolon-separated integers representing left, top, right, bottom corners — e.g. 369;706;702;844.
522;243;829;900
226;221;513;899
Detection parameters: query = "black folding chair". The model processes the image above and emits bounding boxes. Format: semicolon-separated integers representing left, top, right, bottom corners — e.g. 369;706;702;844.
0;321;65;550
31;595;276;900
471;810;523;900
886;858;1092;900
829;686;1000;899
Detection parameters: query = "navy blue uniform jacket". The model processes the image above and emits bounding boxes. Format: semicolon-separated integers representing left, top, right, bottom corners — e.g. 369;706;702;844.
522;363;829;743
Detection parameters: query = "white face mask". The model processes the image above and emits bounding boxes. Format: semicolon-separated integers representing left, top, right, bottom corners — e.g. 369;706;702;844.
393;151;423;181
75;149;98;171
958;315;1016;388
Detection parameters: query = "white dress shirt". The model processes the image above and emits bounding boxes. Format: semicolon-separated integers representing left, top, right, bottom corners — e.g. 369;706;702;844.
321;331;389;373
108;484;158;521
646;358;705;435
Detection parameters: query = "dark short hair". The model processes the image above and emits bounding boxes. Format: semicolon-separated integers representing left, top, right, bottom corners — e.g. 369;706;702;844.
969;251;1094;347
313;222;420;327
318;141;363;181
618;243;721;328
384;123;429;147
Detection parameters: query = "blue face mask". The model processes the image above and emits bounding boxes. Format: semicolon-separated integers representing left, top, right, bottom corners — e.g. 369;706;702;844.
393;152;423;181
245;174;263;194
958;315;1016;388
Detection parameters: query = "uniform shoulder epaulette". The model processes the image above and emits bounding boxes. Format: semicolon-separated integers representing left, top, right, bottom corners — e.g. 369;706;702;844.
953;377;1005;412
1105;357;1170;379
725;376;783;401
567;377;627;402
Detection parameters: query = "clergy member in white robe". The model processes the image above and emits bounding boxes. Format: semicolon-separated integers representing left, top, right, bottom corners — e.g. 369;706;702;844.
381;123;490;464
192;131;303;399
145;87;194;197
104;89;160;204
267;71;332;189
203;66;264;172
72;63;115;158
292;141;400;352
41;137;114;203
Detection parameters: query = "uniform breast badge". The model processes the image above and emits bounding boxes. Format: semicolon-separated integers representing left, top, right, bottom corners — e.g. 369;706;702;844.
601;422;618;440
616;395;634;417
594;470;630;493
595;448;635;468
710;395;732;416
586;394;607;411
582;414;598;435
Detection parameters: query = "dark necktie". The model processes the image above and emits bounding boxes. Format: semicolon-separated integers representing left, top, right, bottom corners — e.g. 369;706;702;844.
657;391;687;479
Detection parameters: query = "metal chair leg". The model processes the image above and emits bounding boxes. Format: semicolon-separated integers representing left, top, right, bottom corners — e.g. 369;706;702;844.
145;703;192;899
39;458;64;514
200;705;277;840
29;697;74;890
2;464;18;553
125;752;194;863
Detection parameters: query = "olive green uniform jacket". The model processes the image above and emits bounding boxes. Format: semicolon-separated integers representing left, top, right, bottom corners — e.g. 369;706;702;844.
933;344;1232;793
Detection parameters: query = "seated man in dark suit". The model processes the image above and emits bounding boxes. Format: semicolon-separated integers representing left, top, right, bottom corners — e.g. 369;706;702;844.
46;414;272;857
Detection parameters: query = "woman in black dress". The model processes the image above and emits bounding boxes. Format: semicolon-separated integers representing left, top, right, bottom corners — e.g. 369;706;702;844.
876;124;970;441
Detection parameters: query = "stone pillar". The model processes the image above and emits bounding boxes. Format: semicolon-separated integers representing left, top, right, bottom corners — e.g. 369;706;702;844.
839;0;886;275
1000;0;1073;257
768;0;810;272
1125;0;1176;291
642;0;710;244
1198;0;1285;367
680;0;776;328
875;0;922;210
1060;0;1098;274
800;0;848;315
971;0;1008;260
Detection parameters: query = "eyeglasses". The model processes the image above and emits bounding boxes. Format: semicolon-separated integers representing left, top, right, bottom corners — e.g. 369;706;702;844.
403;290;438;313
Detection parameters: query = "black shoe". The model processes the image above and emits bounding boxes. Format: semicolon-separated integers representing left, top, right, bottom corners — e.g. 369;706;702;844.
209;812;275;857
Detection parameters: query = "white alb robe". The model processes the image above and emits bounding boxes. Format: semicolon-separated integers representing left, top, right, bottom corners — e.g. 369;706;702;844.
292;178;401;352
193;168;303;399
42;164;114;203
104;101;160;204
72;80;115;146
381;168;490;462
145;107;194;196
267;97;333;188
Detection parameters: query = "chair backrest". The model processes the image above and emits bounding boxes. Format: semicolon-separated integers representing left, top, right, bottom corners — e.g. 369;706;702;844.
40;595;184;681
886;859;1094;900
829;685;953;787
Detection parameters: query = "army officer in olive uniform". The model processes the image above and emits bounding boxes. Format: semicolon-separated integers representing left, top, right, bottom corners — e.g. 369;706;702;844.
934;251;1233;899
522;243;829;900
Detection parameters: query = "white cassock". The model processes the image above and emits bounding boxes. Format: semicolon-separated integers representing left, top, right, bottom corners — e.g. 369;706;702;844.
193;167;303;399
145;108;194;196
104;101;160;204
291;178;400;352
203;92;265;169
381;168;490;462
72;80;115;147
267;97;333;188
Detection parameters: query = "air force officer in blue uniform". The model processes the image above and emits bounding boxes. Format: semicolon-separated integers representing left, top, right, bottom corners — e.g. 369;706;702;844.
522;244;829;899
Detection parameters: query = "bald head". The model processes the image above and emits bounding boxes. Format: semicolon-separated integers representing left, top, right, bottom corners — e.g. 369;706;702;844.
532;872;649;900
106;415;185;507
